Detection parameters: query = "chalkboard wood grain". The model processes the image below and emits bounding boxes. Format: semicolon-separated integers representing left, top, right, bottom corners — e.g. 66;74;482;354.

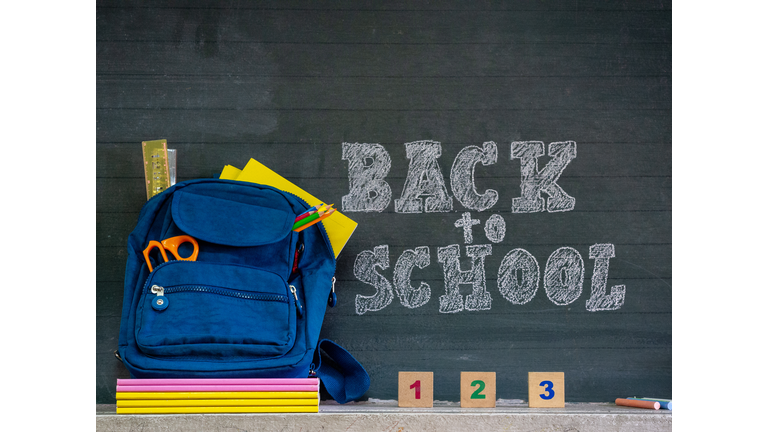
96;111;671;147
96;0;671;404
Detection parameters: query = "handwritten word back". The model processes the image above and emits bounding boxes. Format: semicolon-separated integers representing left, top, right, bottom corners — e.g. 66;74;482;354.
342;140;576;214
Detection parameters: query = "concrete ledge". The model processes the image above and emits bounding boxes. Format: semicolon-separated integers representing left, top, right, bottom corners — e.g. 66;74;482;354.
97;401;671;432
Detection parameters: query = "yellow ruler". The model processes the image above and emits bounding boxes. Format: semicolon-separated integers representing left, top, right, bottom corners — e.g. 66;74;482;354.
142;139;170;200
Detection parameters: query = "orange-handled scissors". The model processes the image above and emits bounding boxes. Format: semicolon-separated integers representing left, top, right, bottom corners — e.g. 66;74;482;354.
143;235;199;272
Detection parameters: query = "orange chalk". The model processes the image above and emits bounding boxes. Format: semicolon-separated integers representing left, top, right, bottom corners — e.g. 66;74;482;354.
615;398;660;409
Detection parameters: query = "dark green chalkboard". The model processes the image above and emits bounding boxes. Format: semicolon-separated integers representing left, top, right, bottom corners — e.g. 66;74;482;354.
96;0;671;404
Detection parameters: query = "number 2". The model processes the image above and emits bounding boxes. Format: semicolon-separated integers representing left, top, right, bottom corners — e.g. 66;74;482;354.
539;380;554;400
410;380;421;399
470;380;486;399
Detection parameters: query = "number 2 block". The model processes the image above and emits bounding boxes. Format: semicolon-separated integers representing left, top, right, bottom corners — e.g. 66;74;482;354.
398;372;433;407
528;372;565;408
460;372;496;408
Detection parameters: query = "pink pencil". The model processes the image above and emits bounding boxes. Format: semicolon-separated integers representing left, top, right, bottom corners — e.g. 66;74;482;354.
116;384;319;392
117;378;318;386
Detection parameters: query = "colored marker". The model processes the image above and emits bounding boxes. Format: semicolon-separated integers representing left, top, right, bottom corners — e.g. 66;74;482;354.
615;398;660;410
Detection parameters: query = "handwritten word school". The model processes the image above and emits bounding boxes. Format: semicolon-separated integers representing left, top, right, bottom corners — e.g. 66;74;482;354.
341;140;626;315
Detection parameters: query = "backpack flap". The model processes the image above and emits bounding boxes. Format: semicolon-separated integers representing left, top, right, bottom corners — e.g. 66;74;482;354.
171;189;294;247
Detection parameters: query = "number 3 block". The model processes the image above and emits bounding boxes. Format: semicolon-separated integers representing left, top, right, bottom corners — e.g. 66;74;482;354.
398;372;433;407
528;372;565;407
460;372;496;408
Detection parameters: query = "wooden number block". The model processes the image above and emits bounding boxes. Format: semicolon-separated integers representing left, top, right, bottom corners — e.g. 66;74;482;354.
528;372;565;408
460;372;496;408
398;372;433;407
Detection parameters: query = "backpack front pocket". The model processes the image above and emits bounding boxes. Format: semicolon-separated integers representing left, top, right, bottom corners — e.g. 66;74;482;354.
136;261;296;358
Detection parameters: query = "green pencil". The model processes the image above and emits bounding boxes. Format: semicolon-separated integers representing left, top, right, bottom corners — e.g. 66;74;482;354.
292;205;333;231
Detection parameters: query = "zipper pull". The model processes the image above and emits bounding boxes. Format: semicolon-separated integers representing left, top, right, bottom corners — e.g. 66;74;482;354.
289;285;304;318
150;284;169;311
328;277;337;307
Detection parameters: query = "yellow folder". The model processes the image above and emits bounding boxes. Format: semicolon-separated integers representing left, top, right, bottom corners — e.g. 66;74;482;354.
219;164;242;180
219;159;357;258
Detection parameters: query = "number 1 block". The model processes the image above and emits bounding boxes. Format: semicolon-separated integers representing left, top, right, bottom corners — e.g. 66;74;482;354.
460;372;496;408
398;372;433;407
528;372;565;408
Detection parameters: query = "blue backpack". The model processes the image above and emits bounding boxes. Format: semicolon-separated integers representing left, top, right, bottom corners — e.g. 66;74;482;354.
117;179;369;403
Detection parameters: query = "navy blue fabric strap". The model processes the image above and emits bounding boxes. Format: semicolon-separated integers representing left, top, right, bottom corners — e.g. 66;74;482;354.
314;339;370;404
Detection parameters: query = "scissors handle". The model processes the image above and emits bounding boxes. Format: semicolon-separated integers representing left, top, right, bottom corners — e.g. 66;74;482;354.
142;236;200;273
142;240;169;273
161;235;199;262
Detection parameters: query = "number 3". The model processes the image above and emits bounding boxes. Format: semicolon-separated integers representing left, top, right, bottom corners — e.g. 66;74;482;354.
539;380;555;400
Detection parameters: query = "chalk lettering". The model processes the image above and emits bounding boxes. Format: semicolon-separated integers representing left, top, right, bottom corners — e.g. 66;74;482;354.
341;142;392;212
544;246;584;305
450;141;499;211
394;140;453;213
585;243;626;311
437;244;493;313
483;214;507;243
511;141;577;213
342;140;630;314
454;212;481;244
354;245;394;314
393;246;432;309
498;248;540;305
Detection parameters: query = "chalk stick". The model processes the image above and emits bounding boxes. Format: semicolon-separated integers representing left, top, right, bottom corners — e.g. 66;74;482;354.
615;398;660;410
628;397;672;410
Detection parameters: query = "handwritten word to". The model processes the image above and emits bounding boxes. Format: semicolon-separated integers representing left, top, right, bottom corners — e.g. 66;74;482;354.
342;140;576;213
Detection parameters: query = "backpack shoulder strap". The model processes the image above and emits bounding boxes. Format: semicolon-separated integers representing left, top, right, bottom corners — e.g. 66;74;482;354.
313;339;370;404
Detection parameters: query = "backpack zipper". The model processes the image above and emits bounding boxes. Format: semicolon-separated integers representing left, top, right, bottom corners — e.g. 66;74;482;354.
149;284;288;303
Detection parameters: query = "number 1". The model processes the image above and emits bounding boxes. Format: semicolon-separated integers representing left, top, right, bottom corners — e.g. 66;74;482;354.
410;380;421;399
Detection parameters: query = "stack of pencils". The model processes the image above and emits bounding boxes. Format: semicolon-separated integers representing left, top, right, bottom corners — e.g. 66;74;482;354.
293;203;336;232
115;378;319;414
